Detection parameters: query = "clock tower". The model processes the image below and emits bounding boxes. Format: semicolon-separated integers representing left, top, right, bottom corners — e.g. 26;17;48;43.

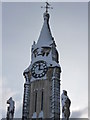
22;2;61;119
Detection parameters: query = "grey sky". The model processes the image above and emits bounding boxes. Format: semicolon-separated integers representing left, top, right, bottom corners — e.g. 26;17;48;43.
1;0;90;2
0;2;2;120
1;2;88;118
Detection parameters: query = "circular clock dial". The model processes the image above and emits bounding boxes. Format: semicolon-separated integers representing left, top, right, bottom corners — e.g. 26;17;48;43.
31;61;47;78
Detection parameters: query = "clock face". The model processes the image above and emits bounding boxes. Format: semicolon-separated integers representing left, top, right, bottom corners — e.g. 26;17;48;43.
31;61;47;78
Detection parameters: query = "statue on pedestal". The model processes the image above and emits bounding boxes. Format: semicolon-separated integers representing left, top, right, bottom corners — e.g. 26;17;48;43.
6;97;15;120
61;90;71;120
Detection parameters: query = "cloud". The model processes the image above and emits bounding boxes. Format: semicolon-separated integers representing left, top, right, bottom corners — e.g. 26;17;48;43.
15;102;22;118
89;102;90;119
71;107;88;118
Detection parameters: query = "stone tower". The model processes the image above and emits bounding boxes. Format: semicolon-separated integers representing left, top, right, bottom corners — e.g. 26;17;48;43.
22;2;61;119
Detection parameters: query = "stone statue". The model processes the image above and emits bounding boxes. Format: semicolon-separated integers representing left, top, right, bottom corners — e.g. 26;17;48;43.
61;90;71;120
7;97;15;120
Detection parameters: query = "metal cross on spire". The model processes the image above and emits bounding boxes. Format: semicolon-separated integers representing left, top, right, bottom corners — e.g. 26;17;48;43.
41;2;53;13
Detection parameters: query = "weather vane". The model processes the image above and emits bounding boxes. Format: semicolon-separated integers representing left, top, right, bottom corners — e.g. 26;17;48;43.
41;2;53;13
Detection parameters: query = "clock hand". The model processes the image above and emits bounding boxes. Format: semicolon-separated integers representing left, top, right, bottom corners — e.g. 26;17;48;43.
40;68;43;70
38;64;40;70
39;64;43;70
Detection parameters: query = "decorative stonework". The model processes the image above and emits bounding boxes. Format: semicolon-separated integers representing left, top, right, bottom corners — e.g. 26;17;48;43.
6;97;15;120
50;68;61;119
61;90;71;119
22;73;31;119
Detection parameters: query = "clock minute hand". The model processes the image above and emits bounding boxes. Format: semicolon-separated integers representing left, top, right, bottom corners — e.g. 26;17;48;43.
39;64;43;70
38;64;41;70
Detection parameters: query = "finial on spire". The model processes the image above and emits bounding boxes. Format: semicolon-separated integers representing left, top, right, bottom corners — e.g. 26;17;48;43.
41;2;53;13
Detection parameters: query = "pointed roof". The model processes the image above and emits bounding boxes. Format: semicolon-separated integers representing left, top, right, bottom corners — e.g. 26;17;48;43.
37;11;53;47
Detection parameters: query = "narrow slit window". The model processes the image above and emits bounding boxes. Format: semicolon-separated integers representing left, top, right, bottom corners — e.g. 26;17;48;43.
35;92;37;112
41;91;43;111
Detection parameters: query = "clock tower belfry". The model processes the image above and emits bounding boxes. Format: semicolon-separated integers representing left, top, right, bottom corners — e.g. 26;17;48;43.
22;2;61;119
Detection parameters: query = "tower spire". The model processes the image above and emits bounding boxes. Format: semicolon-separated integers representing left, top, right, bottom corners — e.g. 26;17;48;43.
37;2;53;47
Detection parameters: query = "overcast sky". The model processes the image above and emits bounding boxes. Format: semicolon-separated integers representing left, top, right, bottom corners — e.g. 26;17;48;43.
1;0;90;2
1;1;88;119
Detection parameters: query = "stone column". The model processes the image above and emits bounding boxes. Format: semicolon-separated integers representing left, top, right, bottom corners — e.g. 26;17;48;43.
50;68;60;119
22;73;30;120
